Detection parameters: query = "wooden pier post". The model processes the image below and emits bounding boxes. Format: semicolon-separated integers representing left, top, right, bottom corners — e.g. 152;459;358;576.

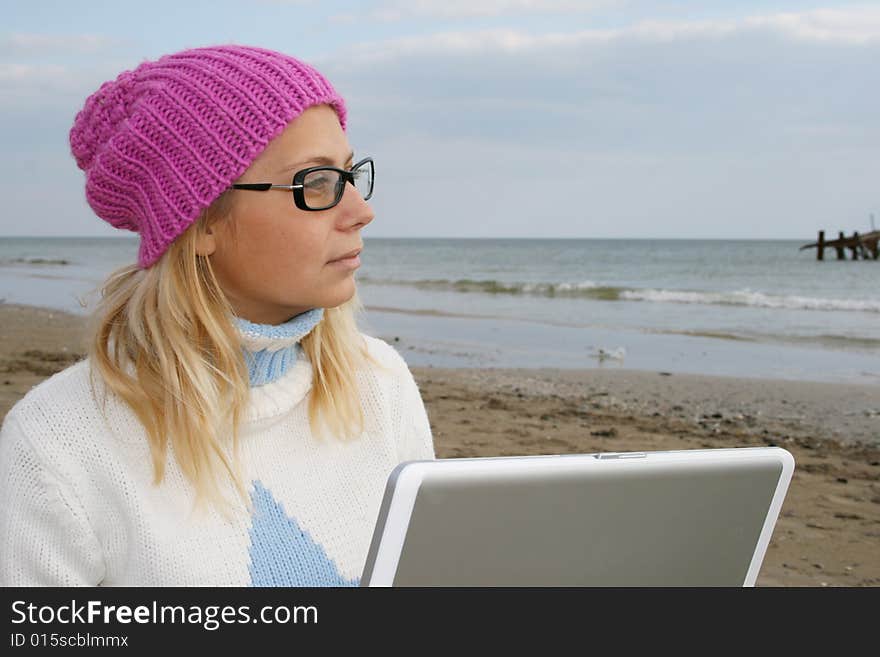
800;228;880;261
855;232;871;259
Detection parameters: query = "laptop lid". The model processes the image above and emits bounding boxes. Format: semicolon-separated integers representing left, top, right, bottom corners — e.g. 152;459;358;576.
361;447;794;586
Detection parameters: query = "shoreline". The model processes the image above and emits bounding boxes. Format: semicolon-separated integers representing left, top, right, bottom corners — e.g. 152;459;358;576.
1;302;878;586
2;265;879;384
360;301;880;385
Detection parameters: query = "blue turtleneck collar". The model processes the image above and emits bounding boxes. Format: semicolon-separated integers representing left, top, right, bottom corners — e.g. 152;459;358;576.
232;308;324;387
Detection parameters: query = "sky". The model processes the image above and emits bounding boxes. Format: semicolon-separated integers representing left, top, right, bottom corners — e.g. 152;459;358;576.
1;1;878;239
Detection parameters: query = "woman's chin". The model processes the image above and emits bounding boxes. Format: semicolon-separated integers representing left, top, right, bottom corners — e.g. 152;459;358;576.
317;279;357;309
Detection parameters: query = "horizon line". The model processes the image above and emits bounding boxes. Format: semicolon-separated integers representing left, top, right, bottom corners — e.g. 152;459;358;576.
0;234;820;241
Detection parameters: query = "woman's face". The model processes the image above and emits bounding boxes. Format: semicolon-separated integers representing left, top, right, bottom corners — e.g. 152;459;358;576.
201;104;374;325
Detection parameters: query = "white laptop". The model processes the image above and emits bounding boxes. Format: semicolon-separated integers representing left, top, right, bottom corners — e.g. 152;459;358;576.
361;447;794;587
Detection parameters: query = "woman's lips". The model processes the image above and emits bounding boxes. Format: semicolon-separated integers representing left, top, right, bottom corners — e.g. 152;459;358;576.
328;253;361;268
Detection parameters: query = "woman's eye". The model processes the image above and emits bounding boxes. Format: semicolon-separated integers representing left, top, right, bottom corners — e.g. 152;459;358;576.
305;175;333;190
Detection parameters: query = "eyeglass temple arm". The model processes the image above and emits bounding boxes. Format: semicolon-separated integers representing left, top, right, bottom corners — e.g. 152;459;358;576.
230;183;303;191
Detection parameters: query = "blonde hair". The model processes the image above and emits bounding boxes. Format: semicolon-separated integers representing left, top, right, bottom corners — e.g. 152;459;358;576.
85;194;380;517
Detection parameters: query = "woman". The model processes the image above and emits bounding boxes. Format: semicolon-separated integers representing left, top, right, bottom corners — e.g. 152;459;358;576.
0;45;435;586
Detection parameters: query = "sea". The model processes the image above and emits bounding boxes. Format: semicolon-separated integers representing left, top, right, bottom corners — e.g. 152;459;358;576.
1;236;878;385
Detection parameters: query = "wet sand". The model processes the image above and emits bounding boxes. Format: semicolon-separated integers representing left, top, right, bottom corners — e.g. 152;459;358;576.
2;302;878;586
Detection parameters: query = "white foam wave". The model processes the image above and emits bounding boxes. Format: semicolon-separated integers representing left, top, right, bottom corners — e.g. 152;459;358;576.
620;288;880;313
521;280;598;293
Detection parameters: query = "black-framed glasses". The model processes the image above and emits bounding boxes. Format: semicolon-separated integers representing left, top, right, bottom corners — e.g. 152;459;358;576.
230;157;374;211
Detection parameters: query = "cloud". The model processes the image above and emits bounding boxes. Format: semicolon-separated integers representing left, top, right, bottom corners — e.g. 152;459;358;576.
0;33;124;56
312;4;879;169
0;32;134;109
746;7;880;45
354;0;618;22
320;4;875;239
0;61;133;111
327;6;880;60
0;63;67;82
0;63;81;110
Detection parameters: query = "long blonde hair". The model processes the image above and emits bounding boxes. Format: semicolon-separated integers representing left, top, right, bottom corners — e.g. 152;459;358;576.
85;196;379;516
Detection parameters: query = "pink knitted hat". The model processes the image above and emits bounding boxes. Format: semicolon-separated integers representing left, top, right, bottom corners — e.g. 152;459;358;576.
70;45;347;268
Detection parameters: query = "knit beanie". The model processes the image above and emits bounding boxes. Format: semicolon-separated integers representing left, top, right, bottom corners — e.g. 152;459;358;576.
69;45;347;268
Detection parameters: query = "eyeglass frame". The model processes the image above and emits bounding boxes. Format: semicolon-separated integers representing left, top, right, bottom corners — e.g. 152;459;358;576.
229;156;374;211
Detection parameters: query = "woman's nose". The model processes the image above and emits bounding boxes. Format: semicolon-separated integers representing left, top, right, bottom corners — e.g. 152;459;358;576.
338;180;375;229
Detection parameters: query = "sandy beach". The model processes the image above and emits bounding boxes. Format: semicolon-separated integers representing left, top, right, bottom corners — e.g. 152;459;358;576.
1;302;878;587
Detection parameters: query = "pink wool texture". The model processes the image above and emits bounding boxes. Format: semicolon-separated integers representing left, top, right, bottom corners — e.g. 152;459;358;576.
69;45;348;268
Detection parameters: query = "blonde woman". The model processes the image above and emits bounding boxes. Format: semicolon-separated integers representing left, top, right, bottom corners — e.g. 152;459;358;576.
0;45;435;586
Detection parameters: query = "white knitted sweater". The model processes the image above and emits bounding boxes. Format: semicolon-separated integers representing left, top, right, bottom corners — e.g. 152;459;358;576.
0;334;435;586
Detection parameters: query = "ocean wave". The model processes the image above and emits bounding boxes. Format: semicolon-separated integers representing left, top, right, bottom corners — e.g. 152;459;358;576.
358;276;624;300
620;288;880;313
779;333;880;352
358;276;879;313
653;329;880;352
0;257;71;266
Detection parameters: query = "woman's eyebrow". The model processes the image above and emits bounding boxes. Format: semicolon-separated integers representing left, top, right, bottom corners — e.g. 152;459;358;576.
279;151;355;172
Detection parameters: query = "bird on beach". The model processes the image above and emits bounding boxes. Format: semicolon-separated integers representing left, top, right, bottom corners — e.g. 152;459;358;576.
591;347;626;362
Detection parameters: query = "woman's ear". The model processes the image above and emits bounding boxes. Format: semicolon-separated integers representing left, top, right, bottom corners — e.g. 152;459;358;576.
194;223;217;257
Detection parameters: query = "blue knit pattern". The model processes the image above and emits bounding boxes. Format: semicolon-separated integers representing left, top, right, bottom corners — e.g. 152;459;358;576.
233;308;324;387
243;347;296;388
247;480;360;587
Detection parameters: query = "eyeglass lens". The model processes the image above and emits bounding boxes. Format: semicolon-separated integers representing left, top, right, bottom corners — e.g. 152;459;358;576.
301;161;373;210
